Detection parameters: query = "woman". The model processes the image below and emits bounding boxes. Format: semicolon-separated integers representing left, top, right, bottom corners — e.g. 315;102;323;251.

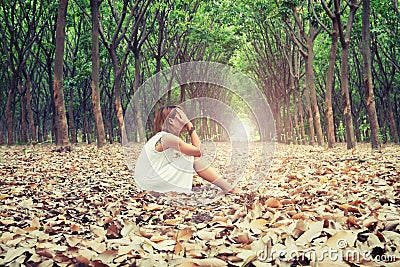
134;106;238;194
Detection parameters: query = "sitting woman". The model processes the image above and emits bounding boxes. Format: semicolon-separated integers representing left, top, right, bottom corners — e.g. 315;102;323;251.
134;106;238;194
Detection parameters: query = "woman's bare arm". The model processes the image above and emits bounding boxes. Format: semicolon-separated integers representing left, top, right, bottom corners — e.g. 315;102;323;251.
161;133;201;157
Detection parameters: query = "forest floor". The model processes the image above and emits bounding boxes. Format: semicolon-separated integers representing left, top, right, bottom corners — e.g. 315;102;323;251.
0;142;399;266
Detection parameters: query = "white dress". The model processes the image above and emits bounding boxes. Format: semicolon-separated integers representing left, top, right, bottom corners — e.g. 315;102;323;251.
134;131;194;193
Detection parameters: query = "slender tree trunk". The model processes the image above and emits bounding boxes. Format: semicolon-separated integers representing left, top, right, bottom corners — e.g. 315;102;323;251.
114;70;126;144
339;0;358;149
385;93;399;143
180;84;187;103
69;86;77;143
40;110;46;143
24;70;36;142
108;92;114;143
87;113;93;144
90;0;106;148
325;18;339;148
305;38;324;146
53;0;69;146
83;111;88;143
285;94;293;144
362;0;380;149
38;123;43;143
133;49;145;142
296;86;306;145
340;43;356;149
52;111;57;143
304;85;315;145
354;115;361;142
6;74;17;145
273;102;282;143
18;84;28;144
0;125;4;145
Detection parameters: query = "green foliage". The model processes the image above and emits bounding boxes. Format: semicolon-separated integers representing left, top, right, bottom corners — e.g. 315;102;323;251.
0;0;399;145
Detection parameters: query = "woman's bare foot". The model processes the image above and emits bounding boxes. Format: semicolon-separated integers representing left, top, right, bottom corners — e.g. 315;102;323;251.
226;186;240;194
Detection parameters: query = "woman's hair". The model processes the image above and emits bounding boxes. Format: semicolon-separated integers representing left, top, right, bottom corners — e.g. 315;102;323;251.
154;105;180;133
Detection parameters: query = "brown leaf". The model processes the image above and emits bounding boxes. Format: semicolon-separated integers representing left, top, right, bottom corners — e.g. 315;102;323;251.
197;230;216;241
191;258;228;267
264;197;282;208
177;228;194;241
36;248;54;258
97;250;118;264
0;247;32;265
70;223;82;233
106;223;121;239
0;232;14;243
76;255;91;265
103;216;114;225
65;235;80;247
233;232;254;244
174;240;184;255
338;204;366;214
165;218;181;226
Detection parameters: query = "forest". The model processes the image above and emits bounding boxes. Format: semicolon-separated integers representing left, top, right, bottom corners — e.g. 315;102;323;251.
1;0;399;149
1;1;400;266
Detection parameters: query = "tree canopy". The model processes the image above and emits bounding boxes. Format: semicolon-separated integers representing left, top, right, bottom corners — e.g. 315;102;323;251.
0;0;399;148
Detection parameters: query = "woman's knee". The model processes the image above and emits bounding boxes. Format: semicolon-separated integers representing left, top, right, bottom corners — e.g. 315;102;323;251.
193;156;208;172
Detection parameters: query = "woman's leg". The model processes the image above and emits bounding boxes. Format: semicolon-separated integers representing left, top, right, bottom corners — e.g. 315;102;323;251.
193;157;238;193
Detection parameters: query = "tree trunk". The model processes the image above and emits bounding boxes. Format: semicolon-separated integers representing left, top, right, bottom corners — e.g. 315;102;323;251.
273;102;282;143
293;96;299;145
69;85;77;143
340;43;356;149
114;69;126;144
0;126;5;145
83;111;88;143
362;0;380;149
304;85;315;145
325;18;339;148
385;94;399;143
6;73;17;145
133;49;145;142
53;0;69;146
108;92;114;143
305;37;324;146
18;83;28;144
90;0;106;148
296;87;306;145
23;70;36;142
338;0;358;149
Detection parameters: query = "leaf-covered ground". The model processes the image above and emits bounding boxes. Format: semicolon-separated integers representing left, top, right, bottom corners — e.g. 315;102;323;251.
0;142;399;266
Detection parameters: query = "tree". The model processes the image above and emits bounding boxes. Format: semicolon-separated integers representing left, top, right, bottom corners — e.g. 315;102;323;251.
283;2;325;146
99;0;154;143
90;0;106;148
337;0;359;149
0;0;49;145
370;0;399;144
312;0;340;148
53;0;70;146
362;0;380;149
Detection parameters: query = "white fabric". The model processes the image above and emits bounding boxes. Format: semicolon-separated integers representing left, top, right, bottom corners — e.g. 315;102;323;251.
134;131;194;193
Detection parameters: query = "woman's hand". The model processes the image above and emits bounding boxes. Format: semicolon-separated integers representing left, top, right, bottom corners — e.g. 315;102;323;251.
175;108;192;131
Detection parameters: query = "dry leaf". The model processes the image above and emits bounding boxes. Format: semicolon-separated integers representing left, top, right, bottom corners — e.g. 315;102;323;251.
264;198;282;208
338;204;366;214
177;228;195;241
197;230;216;241
192;258;228;266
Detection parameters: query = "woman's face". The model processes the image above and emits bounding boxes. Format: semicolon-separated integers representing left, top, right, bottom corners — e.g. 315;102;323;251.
164;108;186;134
